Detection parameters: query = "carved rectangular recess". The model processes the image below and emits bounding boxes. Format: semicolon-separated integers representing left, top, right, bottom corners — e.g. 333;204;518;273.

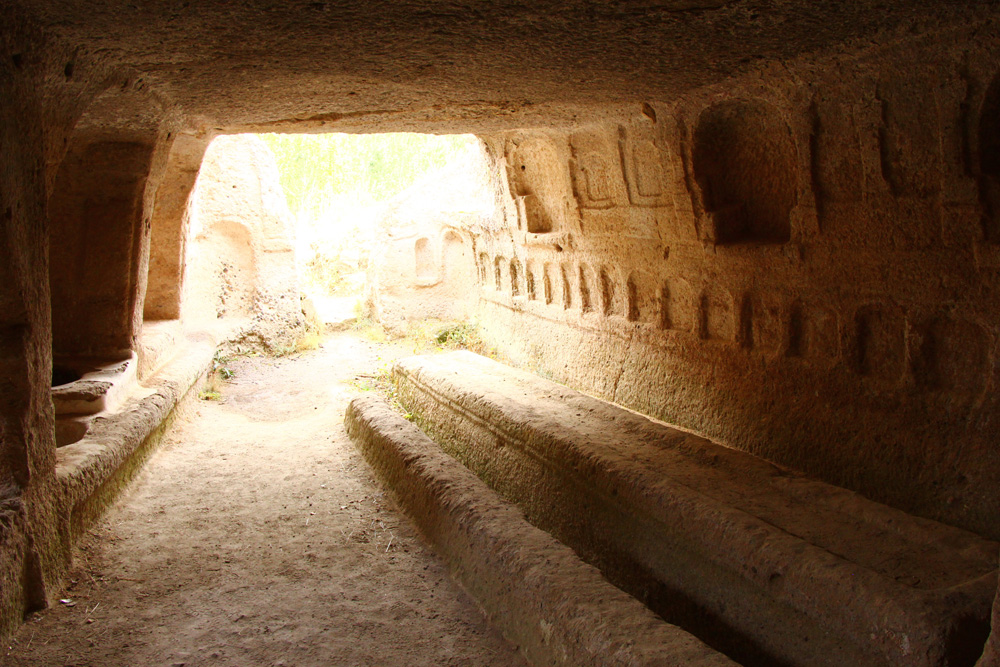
618;121;674;208
569;128;627;210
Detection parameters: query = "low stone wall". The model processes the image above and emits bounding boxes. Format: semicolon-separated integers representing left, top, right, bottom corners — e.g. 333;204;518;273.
55;336;215;544
345;394;736;667
470;28;1000;540
394;351;999;667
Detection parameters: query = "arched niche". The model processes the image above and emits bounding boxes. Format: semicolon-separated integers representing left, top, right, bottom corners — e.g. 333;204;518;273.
510;259;522;296
441;231;470;286
543;263;554;305
692;99;797;245
599;267;616;316
560;264;572;309
626;275;640;322
493;257;503;291
578;264;594;313
414;237;435;281
698;284;736;342
658;282;671;329
477;252;489;285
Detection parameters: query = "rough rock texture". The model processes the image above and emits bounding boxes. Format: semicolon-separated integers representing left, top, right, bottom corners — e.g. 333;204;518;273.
472;26;1000;542
4;0;1000;653
9;1;999;134
395;351;998;667
183;134;305;352
0;3;116;637
345;394;737;667
55;337;214;543
4;335;529;667
144;133;213;322
367;141;494;330
981;589;1000;667
48;137;164;359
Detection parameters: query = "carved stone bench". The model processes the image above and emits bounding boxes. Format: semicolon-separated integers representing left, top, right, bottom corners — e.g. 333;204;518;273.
393;350;999;667
345;395;737;667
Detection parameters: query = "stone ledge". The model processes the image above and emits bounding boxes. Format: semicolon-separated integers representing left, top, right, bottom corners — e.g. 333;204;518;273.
0;497;32;639
393;350;999;667
55;336;216;541
344;394;736;667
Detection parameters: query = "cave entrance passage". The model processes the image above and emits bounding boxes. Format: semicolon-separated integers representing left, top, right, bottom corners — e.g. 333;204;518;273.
19;133;522;664
256;132;490;331
144;130;494;354
166;129;496;401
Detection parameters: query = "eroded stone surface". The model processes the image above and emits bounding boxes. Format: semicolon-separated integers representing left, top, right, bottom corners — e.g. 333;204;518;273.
471;30;1000;540
345;394;737;667
182;134;306;352
395;350;998;667
4;0;1000;653
368;140;496;330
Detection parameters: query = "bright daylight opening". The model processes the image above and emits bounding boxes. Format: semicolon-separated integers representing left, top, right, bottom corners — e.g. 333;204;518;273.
178;131;499;370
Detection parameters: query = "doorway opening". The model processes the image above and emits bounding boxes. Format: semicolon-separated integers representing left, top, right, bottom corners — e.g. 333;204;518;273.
177;131;497;357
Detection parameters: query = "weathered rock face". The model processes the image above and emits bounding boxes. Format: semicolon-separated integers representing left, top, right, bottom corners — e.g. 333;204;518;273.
4;0;1000;655
0;3;121;639
49;138;161;358
393;351;998;667
472;30;1000;542
368;141;496;330
183;134;305;352
145;133;212;322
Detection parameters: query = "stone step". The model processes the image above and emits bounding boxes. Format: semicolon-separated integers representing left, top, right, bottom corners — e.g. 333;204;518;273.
344;394;738;667
393;350;999;667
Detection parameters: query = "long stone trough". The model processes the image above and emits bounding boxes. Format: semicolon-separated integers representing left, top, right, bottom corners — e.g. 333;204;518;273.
345;395;737;667
391;350;999;667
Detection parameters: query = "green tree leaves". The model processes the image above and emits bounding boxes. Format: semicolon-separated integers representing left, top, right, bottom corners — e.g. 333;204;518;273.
260;132;470;219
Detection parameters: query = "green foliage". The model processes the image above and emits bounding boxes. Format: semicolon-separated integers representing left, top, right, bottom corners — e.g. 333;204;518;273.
350;357;401;406
212;351;234;379
272;330;324;357
200;350;235;400
350;317;388;343
433;322;496;357
434;323;478;347
260;132;471;220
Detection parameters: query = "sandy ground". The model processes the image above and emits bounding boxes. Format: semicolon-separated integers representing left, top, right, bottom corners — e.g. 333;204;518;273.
2;332;525;667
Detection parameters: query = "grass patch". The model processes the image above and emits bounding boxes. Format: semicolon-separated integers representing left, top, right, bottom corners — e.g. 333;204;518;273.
212;350;235;379
432;321;499;358
272;329;326;357
199;351;235;400
294;330;323;353
350;357;411;417
352;318;499;358
351;318;389;343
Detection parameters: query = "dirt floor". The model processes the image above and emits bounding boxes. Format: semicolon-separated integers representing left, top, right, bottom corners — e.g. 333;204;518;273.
1;331;526;667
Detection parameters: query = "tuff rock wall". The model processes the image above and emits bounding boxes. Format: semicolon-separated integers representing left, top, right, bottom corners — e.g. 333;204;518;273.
182;134;306;353
0;4;120;636
4;0;1000;650
474;26;1000;540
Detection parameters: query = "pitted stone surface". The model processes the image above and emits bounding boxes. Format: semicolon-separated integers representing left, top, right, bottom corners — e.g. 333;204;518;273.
345;393;737;667
395;350;999;667
5;0;1000;651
